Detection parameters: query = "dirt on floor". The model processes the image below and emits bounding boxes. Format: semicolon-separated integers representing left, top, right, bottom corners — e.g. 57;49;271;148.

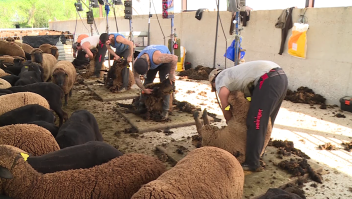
268;139;311;159
318;143;337;150
342;141;352;152
178;65;214;80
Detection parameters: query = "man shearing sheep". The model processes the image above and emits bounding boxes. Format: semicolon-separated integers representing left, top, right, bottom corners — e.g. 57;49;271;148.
80;33;111;78
209;60;288;172
133;45;178;120
105;33;134;92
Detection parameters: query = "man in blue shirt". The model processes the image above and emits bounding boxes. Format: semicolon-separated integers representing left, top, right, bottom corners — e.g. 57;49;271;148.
133;45;178;120
106;33;134;92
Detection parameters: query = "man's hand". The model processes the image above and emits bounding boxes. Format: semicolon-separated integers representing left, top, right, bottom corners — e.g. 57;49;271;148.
143;89;153;94
127;56;132;63
114;55;120;60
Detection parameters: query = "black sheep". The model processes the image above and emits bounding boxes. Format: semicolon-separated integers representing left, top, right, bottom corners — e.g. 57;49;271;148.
0;82;68;126
0;104;55;127
55;110;103;149
0;58;23;76
27;141;123;174
27;121;59;137
14;61;43;86
0;75;20;86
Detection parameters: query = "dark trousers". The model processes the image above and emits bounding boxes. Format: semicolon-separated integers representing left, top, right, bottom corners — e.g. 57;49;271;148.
142;63;171;112
117;49;131;88
94;45;107;77
244;68;288;169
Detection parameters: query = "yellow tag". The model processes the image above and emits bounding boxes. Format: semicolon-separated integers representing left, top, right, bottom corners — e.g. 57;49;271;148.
24;66;28;69
127;66;130;69
20;153;29;161
225;105;230;111
246;97;252;102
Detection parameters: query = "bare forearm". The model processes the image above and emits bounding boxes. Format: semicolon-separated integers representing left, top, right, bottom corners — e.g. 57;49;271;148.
129;44;134;59
169;58;177;80
107;48;117;57
134;73;145;90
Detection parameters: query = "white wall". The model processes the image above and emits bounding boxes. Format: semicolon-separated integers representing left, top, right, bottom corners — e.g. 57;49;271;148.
49;6;352;105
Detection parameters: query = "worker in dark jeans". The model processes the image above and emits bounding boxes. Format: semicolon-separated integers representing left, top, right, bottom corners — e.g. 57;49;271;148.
209;60;288;172
133;45;178;120
81;33;110;78
106;33;134;92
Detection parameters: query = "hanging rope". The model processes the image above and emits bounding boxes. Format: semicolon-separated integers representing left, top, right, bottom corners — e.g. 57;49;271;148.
152;0;166;45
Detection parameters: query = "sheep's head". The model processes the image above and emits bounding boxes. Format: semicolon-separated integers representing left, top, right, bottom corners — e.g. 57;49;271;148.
52;68;67;88
0;145;30;188
5;37;14;42
30;49;43;63
50;46;58;57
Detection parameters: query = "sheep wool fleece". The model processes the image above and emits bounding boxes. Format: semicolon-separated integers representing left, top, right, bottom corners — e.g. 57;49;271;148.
52;61;76;94
0;124;60;156
132;146;245;199
0;145;166;199
0;69;10;78
0;79;11;89
0;92;50;116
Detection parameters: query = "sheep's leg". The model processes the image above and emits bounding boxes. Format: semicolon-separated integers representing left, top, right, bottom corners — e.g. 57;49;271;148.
202;108;210;125
54;107;68;127
193;111;203;135
69;89;72;97
64;94;68;106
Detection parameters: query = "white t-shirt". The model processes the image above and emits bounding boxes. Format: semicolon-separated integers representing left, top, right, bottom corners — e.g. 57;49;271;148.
80;35;100;48
215;60;281;94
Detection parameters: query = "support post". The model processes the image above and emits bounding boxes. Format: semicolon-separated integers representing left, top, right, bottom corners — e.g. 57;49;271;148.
171;18;174;55
234;11;240;66
212;0;220;68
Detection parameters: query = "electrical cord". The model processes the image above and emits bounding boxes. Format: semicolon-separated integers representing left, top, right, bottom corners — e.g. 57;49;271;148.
112;5;119;32
215;0;227;69
92;13;100;35
76;9;91;33
152;0;166;45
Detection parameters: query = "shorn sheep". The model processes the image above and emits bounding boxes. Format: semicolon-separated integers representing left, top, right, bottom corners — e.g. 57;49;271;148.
0;92;50;116
132;146;245;199
193;91;272;163
39;44;59;60
0;40;25;58
51;60;76;105
31;48;57;82
0;124;60;156
0;145;166;199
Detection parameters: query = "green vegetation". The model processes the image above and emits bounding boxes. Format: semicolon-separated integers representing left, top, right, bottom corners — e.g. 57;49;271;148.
0;0;124;29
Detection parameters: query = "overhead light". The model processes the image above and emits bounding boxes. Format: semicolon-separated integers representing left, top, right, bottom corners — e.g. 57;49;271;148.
74;1;83;11
90;0;100;8
113;0;123;5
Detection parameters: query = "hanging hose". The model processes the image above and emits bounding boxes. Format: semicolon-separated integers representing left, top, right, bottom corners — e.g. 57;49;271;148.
112;5;119;32
152;0;166;45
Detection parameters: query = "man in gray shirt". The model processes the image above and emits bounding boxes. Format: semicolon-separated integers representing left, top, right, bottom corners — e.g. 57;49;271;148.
209;60;288;172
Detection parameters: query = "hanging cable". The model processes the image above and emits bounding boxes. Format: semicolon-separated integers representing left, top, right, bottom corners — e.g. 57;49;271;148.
92;13;100;35
152;0;166;45
73;11;78;43
76;9;90;33
112;5;119;32
215;0;227;69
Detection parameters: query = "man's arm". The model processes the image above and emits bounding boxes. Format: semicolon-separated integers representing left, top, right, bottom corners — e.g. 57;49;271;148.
133;70;145;91
115;36;134;62
154;52;178;81
218;87;232;123
106;45;119;59
82;43;94;59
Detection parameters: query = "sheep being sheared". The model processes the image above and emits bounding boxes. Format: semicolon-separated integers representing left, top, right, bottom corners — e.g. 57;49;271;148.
105;58;135;92
193;91;272;163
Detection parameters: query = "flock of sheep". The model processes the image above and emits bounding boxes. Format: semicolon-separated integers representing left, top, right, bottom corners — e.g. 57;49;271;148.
0;36;295;199
0;38;248;199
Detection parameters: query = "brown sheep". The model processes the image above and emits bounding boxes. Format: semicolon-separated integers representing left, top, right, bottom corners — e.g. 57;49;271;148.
31;48;57;81
0;68;10;77
83;47;99;78
0;92;50;116
0;79;11;89
194;91;272;163
0;124;60;156
0;40;25;58
39;44;59;60
0;145;166;199
132;146;245;199
51;61;76;105
105;59;135;92
0;55;25;64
